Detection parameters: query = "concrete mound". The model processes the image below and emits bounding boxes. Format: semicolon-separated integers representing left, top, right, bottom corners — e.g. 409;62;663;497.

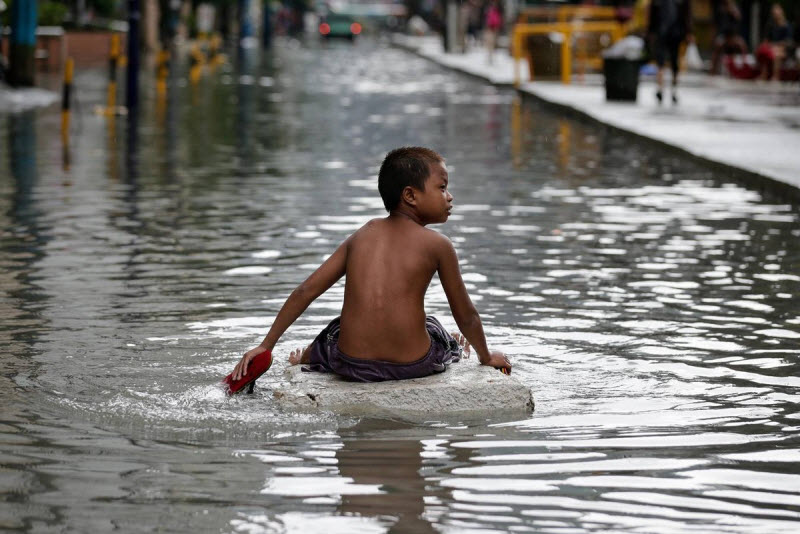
272;363;534;420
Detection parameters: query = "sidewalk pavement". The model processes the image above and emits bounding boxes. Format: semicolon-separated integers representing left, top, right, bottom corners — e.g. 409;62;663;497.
393;34;800;198
0;85;59;113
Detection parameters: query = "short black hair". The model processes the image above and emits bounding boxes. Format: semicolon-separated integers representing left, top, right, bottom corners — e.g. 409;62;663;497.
378;147;444;212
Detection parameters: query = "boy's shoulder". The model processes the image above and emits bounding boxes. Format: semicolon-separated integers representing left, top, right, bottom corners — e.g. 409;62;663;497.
354;217;452;248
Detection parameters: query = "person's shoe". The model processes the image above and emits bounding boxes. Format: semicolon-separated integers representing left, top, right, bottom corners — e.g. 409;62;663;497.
656;90;663;104
222;350;273;396
672;93;679;105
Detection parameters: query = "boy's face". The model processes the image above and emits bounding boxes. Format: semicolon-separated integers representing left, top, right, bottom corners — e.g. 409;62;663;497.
415;161;453;224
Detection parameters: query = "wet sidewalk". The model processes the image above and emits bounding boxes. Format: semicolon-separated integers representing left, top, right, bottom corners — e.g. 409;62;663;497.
393;34;800;197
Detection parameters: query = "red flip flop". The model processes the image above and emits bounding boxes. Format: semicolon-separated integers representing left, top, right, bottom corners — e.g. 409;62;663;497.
222;350;273;396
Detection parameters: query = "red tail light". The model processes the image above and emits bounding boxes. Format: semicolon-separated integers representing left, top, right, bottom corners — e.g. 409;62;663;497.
319;23;331;35
350;22;362;35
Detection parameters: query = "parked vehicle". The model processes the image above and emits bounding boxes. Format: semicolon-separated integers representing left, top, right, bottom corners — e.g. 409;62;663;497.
319;13;361;40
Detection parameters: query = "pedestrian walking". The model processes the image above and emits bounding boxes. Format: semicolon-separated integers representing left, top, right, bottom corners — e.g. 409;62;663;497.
648;0;693;105
484;0;503;64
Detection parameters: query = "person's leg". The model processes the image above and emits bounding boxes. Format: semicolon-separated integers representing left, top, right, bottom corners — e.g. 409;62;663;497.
710;35;723;75
734;35;748;55
288;345;312;365
656;68;665;102
757;42;775;80
669;37;681;103
485;29;497;64
653;37;667;103
758;55;769;80
450;331;471;357
424;316;463;365
771;45;785;81
290;317;340;370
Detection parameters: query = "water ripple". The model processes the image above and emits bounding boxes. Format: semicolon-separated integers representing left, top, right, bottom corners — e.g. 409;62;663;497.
1;36;798;534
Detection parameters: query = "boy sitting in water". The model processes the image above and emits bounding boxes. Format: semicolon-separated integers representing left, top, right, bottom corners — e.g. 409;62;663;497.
230;146;511;383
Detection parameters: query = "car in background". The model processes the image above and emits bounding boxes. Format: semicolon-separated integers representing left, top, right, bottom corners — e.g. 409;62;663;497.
318;13;362;40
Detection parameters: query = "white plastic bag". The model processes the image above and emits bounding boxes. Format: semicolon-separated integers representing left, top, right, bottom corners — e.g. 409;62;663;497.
602;35;645;60
685;42;703;71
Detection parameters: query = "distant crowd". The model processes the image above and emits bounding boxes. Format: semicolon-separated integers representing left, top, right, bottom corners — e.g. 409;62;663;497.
408;0;798;82
709;0;798;81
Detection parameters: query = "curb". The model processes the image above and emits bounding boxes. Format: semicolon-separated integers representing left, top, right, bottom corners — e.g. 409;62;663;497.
515;87;800;203
391;35;800;202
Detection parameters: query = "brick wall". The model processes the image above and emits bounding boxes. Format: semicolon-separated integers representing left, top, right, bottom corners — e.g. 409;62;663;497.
65;31;128;67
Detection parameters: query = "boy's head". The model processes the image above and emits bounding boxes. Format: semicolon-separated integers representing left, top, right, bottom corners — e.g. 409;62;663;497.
378;147;444;212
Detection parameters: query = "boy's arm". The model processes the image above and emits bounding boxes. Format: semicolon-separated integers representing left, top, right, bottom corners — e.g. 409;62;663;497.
436;238;511;373
230;238;349;380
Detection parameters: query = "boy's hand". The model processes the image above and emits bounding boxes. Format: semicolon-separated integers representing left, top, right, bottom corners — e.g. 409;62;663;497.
480;350;511;374
231;346;268;382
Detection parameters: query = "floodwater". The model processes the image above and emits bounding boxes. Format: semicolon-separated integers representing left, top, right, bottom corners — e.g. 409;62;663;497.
2;37;799;533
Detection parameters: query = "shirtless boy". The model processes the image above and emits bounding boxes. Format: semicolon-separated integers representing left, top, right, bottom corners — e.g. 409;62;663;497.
230;146;511;383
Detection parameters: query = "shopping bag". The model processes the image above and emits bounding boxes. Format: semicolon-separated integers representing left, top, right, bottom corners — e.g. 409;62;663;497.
685;42;703;71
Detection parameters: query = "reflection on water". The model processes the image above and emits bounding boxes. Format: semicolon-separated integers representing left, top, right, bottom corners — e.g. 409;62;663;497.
1;37;799;532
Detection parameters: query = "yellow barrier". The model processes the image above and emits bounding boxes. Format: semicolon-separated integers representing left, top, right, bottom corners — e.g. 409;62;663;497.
557;6;618;23
512;20;626;85
156;48;169;96
517;5;619;24
61;57;74;170
108;34;120;112
208;34;226;68
189;43;205;84
61;57;73;141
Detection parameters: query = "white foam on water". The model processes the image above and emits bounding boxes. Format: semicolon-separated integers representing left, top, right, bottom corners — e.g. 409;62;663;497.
225;266;273;276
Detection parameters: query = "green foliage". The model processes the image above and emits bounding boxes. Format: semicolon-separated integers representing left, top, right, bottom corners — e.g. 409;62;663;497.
1;0;70;27
89;0;119;18
38;1;69;26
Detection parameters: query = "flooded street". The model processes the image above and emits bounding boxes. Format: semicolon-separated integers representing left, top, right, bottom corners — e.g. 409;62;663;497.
2;37;800;532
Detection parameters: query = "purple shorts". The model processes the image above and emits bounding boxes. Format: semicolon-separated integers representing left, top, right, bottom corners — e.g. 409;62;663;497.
302;316;462;382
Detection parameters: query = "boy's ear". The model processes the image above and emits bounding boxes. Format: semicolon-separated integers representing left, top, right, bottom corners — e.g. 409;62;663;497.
401;185;417;206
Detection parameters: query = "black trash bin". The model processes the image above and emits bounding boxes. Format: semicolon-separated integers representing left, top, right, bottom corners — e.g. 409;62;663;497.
526;34;562;78
603;58;641;102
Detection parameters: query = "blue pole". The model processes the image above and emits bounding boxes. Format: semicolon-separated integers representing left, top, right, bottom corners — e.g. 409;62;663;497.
239;0;253;41
9;0;38;86
262;2;272;49
126;0;141;111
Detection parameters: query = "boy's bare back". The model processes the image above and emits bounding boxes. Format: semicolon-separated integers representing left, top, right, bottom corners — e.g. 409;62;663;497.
338;216;449;362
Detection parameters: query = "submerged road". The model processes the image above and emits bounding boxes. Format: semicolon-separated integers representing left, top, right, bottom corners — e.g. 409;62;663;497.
1;36;799;533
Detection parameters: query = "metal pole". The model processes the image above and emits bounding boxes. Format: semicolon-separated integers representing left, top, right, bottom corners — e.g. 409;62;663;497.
127;0;141;111
239;0;253;42
262;0;272;49
561;31;570;84
61;58;74;139
62;58;74;170
108;34;120;114
512;29;521;86
8;0;37;86
446;0;458;53
749;2;760;51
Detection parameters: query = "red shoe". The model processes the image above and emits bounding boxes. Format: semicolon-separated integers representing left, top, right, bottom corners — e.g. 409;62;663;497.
222;350;273;396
